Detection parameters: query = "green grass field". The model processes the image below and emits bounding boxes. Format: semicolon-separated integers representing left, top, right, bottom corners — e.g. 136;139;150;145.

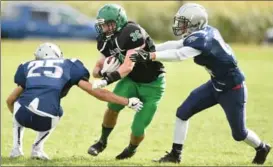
1;40;273;166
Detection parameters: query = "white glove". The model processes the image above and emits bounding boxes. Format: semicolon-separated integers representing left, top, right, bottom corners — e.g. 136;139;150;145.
92;79;108;89
127;97;143;112
101;56;120;74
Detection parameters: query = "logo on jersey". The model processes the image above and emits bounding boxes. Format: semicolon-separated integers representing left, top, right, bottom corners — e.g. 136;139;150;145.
186;36;198;43
130;30;143;42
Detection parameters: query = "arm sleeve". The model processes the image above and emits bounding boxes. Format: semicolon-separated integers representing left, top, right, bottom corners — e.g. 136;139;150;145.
70;59;90;85
155;39;184;51
14;64;26;88
155;46;202;62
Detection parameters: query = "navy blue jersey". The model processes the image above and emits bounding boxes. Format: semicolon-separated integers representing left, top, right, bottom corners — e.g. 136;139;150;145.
183;25;245;91
14;58;90;117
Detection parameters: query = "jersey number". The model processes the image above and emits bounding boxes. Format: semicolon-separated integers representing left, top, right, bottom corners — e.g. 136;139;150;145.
27;60;64;78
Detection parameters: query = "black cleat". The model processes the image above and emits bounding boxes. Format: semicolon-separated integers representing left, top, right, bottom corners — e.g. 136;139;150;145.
252;144;271;165
116;147;136;160
153;151;181;163
87;140;107;156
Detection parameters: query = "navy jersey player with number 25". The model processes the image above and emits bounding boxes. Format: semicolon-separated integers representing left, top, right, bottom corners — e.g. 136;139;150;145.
129;3;271;165
6;42;143;160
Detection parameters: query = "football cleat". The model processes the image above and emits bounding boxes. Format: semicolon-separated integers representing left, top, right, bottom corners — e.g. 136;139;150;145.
116;147;136;160
87;140;107;156
153;151;181;163
252;144;271;165
10;147;24;158
31;145;50;160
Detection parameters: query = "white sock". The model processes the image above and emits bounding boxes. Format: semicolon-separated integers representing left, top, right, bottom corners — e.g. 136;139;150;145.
33;129;53;150
173;117;189;145
12;118;24;150
244;129;262;148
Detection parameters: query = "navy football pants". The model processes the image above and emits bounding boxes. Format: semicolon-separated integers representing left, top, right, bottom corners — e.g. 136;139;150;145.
14;102;60;132
176;80;248;141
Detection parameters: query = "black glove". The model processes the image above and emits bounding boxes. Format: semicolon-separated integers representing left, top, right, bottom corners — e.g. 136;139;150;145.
103;71;121;85
129;49;151;63
98;70;107;78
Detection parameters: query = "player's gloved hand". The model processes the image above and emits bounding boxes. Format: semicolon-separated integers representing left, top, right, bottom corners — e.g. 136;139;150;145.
92;79;108;89
127;97;143;112
129;49;151;63
100;56;120;76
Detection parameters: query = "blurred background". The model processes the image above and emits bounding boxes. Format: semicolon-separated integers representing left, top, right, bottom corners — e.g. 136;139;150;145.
2;2;273;165
1;1;273;44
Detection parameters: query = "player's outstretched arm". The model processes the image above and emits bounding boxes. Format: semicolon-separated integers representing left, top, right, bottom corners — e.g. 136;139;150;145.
78;80;143;112
155;39;184;51
130;46;202;62
6;86;24;113
152;46;202;61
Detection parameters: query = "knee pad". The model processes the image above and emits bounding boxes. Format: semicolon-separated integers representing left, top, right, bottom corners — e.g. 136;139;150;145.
131;122;145;137
176;103;192;121
176;91;200;121
232;129;248;141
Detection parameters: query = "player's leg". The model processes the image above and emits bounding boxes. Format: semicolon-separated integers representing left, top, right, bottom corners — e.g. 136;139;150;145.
156;80;218;163
116;75;166;160
10;102;25;158
218;83;271;164
30;114;60;160
31;129;54;160
12;101;60;160
88;77;137;156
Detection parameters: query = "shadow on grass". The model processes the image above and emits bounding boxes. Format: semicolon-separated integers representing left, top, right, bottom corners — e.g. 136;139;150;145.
1;156;149;166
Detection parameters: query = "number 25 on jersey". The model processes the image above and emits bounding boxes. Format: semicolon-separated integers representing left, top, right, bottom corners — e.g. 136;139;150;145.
27;60;64;78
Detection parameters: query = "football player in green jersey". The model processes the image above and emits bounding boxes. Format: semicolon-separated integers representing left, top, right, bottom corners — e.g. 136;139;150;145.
87;4;166;160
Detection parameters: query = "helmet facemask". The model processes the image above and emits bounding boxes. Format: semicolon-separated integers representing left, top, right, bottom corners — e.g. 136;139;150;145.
172;15;201;38
95;19;117;39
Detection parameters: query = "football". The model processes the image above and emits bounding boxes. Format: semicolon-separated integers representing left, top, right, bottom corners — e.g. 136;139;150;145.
105;55;117;64
101;56;121;74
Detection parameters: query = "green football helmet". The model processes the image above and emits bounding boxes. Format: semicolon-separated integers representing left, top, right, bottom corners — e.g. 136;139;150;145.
95;4;128;38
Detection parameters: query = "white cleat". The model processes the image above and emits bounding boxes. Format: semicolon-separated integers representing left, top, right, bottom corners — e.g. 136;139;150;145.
31;146;50;160
10;147;24;158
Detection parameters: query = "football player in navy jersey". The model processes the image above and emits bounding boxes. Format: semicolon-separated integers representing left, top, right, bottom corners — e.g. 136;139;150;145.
129;3;271;165
6;42;143;160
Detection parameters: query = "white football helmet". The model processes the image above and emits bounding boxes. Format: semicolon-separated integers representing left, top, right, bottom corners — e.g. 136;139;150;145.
34;42;63;60
172;3;208;38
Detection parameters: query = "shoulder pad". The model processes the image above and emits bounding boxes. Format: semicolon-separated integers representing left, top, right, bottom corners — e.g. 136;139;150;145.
117;23;145;50
69;58;79;63
68;58;85;66
183;30;207;50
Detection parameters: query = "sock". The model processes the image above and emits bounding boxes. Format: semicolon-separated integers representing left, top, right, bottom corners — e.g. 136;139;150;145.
33;129;53;150
244;129;262;149
12;118;24;150
128;143;138;152
173;117;189;146
255;142;265;151
99;125;113;145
